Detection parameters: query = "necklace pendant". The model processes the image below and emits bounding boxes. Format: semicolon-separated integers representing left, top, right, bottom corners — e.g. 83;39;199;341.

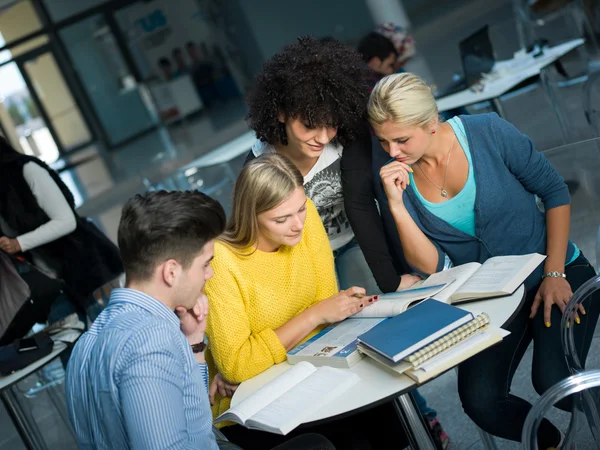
441;189;448;198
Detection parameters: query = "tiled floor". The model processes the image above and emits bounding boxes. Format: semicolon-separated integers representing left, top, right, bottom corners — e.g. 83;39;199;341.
3;0;600;449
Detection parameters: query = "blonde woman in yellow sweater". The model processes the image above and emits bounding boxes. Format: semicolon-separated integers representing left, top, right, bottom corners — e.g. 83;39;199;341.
205;154;408;450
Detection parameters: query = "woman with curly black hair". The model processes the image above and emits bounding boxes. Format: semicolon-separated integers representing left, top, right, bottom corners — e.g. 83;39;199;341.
245;36;420;296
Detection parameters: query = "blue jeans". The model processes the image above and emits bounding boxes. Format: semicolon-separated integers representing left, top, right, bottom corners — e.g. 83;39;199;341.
458;253;600;448
333;238;438;419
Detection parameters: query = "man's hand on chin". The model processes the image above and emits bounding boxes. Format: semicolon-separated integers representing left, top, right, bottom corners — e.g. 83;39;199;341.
175;294;209;345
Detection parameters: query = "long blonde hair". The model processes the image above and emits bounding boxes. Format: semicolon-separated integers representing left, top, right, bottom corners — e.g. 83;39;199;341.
221;153;304;249
368;72;438;128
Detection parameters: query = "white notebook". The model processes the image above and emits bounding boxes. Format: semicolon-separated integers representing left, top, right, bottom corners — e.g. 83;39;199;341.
215;361;360;435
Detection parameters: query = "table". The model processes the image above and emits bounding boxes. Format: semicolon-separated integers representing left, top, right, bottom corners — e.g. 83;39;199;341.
436;39;584;117
0;343;68;450
231;285;527;450
0;327;82;450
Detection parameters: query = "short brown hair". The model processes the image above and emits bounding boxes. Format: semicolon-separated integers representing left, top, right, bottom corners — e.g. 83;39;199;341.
118;190;226;282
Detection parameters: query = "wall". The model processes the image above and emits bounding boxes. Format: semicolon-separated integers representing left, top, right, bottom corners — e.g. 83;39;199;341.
43;0;109;22
236;0;375;64
217;0;265;79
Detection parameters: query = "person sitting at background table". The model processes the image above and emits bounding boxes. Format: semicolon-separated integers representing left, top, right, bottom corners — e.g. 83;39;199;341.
205;154;412;450
368;72;600;450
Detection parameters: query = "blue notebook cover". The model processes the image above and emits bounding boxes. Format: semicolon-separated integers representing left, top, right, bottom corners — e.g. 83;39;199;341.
357;299;474;363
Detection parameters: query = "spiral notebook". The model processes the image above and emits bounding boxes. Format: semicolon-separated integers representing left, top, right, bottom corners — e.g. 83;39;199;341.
405;313;491;366
357;313;508;383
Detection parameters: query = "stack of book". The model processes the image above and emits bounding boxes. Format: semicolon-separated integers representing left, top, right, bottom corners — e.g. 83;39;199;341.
356;299;508;383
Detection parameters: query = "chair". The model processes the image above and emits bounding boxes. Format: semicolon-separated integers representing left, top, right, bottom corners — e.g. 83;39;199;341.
514;0;600;142
522;370;600;449
596;224;600;272
583;69;600;136
557;273;600;448
515;0;599;52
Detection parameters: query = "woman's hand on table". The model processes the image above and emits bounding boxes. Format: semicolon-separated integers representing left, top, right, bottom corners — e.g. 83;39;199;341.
310;287;378;326
380;161;412;206
530;276;584;327
209;373;239;405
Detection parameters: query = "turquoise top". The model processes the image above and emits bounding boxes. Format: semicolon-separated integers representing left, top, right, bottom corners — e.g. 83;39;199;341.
410;117;476;236
409;116;580;264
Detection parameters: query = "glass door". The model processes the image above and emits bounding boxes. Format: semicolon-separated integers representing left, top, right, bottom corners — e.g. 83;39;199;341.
59;14;159;147
21;50;93;152
0;61;60;163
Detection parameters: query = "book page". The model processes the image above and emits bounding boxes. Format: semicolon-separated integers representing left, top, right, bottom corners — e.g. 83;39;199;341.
216;361;316;425
421;263;481;302
247;367;360;435
353;283;451;317
352;300;406;318
455;254;545;297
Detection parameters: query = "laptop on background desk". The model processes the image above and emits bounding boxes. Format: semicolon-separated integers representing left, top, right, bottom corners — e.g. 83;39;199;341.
437;25;496;97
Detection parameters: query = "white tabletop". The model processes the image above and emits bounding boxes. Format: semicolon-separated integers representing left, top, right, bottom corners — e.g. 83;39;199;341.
436;39;584;111
231;285;526;424
0;342;67;392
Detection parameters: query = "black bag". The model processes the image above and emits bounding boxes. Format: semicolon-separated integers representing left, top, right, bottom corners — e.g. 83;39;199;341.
0;332;54;376
0;253;65;346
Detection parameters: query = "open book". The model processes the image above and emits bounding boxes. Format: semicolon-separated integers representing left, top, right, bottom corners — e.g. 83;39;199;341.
422;253;545;304
215;361;360;435
352;282;451;318
356;253;545;318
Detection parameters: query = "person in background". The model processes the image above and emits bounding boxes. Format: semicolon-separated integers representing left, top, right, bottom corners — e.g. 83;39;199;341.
172;48;188;78
186;41;218;108
374;22;416;72
205;153;411;450
65;190;334;450
0;138;122;335
158;57;173;81
368;72;600;450
357;32;399;89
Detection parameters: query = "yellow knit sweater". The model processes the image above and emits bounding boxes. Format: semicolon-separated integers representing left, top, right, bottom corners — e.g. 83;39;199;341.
205;199;337;419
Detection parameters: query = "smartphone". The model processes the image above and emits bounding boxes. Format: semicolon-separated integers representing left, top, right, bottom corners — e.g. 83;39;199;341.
18;338;38;353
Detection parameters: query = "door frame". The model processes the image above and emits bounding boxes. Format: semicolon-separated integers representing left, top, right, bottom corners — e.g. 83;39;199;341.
0;42;97;157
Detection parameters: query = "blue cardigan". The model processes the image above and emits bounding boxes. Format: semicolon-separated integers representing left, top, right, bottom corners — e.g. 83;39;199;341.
372;113;575;289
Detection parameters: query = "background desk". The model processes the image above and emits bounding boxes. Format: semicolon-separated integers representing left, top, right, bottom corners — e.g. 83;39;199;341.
436;39;584;118
231;285;527;449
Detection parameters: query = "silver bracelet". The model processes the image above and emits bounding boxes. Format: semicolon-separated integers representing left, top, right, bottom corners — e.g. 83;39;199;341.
542;271;566;279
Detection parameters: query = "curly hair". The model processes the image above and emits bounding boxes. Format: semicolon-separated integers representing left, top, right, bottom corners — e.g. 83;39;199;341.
246;36;370;148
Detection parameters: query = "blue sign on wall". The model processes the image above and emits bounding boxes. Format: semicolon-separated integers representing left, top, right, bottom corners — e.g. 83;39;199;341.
136;9;167;34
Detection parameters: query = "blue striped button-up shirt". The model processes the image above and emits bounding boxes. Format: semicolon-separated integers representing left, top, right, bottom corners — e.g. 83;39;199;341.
65;288;218;450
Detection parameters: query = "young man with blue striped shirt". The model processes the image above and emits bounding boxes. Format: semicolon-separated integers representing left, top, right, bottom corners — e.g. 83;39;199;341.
65;191;334;450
